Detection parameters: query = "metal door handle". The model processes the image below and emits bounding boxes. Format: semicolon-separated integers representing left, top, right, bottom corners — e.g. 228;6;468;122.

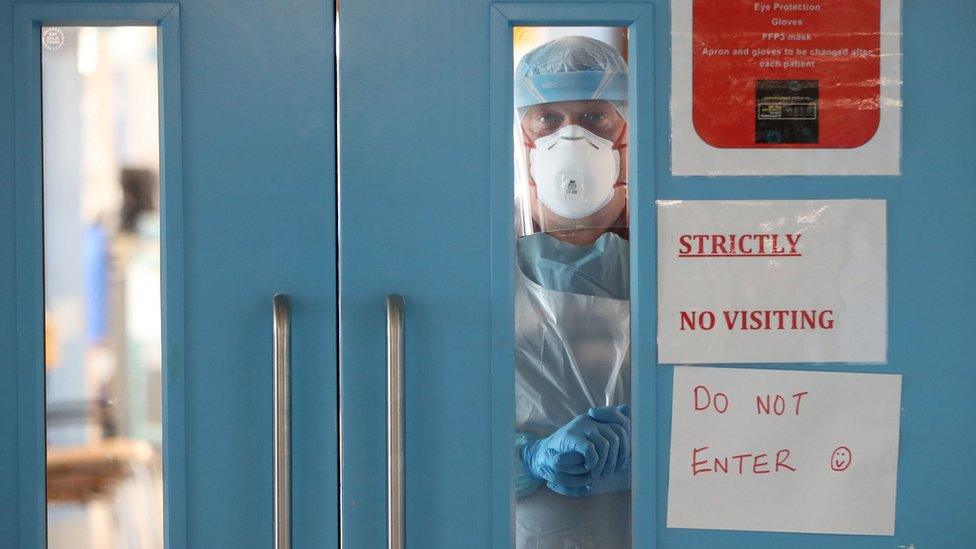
386;294;405;549
273;294;291;549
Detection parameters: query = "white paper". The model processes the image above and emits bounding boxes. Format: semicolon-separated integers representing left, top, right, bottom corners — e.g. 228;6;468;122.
658;200;886;364
667;366;902;535
670;0;902;176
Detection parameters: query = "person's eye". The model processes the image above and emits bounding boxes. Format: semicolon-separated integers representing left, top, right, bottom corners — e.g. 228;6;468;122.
537;113;561;125
583;112;609;123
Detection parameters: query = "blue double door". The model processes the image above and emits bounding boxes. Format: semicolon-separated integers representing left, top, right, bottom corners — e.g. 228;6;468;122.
3;0;976;548
2;1;341;547
343;0;976;547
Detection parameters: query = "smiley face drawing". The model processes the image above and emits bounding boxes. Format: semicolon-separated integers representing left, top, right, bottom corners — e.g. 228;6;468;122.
830;446;852;471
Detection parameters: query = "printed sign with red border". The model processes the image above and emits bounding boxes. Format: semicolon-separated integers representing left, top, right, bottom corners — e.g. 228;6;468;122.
671;0;901;175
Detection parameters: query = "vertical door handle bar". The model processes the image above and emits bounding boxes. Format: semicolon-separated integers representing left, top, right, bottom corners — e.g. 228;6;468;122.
273;294;291;549
387;294;405;549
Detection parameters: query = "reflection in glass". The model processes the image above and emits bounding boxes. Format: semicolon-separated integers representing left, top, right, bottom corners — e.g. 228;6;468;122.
512;27;632;548
42;26;163;549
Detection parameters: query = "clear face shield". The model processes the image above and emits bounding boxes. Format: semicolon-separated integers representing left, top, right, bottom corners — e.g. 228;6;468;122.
515;98;629;242
514;34;629;243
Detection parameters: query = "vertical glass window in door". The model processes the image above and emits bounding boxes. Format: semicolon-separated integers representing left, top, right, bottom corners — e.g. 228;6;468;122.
512;27;632;548
42;26;163;549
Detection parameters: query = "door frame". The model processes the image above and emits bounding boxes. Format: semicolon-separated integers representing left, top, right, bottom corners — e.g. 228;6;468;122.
489;2;658;546
11;3;184;547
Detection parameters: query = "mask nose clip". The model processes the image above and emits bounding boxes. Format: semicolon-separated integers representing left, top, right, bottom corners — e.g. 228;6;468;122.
561;125;587;139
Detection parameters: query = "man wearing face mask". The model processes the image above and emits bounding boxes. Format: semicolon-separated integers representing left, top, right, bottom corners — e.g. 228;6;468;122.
514;35;633;548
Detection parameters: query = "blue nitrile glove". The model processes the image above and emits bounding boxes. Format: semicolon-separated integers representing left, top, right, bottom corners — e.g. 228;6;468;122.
587;404;631;471
521;406;631;490
548;404;632;497
548;464;631;497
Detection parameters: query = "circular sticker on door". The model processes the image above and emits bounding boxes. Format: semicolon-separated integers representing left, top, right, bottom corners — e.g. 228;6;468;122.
42;27;65;51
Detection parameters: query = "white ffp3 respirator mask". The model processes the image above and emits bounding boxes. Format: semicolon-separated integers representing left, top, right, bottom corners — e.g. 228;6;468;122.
529;125;620;220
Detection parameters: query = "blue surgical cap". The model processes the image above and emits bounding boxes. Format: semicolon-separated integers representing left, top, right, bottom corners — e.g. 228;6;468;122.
515;36;628;110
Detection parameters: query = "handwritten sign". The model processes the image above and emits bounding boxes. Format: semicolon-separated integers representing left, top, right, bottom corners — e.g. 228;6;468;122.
658;200;886;364
667;366;902;535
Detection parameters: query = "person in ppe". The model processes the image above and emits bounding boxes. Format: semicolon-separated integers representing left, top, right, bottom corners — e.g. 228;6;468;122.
513;35;632;548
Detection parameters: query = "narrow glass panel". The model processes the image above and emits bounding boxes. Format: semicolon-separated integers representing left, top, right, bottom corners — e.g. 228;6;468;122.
512;27;631;548
42;26;163;549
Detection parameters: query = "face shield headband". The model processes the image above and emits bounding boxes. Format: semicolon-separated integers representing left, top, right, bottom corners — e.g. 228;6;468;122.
515;70;629;110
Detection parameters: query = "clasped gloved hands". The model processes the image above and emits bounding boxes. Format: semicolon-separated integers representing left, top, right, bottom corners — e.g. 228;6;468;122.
521;404;631;497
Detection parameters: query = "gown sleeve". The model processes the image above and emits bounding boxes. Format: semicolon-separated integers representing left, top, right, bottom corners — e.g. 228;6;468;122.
515;433;544;498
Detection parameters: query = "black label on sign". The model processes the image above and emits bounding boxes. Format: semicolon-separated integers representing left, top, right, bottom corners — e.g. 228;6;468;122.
755;80;819;144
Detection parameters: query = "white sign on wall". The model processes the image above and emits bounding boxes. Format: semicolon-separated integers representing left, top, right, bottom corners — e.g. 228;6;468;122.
658;200;886;364
667;366;902;535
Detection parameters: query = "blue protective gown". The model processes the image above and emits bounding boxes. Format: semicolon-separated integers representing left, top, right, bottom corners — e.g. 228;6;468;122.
515;231;631;548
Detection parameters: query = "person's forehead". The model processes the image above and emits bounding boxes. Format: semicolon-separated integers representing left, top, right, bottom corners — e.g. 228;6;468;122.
527;99;617;112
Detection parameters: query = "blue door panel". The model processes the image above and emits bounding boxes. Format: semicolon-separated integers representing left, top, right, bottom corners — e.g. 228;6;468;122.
655;2;976;547
2;1;339;548
177;1;337;546
339;0;496;545
341;0;976;547
0;1;18;543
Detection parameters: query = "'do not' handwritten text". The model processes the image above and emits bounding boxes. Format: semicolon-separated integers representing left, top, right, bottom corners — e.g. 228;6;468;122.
688;384;846;477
